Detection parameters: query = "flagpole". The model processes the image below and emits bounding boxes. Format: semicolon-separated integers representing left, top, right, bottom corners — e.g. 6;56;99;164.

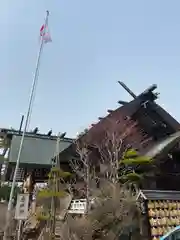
3;10;50;240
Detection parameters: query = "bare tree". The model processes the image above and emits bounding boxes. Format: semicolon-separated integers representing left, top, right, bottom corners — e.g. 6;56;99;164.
72;116;152;187
96;118;138;183
65;116;153;239
70;142;92;212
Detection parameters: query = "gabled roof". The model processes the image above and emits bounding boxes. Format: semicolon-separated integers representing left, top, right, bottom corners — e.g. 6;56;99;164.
57;85;180;160
85;89;180;139
78;88;180;151
137;189;180;200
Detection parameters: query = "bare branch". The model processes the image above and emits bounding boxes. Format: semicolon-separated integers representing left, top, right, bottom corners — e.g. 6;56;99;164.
60;116;150;239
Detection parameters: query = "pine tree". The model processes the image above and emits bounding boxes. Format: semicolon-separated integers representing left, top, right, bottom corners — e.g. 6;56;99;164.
36;167;71;239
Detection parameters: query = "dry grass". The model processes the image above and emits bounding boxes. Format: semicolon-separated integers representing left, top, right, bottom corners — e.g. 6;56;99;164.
60;182;141;240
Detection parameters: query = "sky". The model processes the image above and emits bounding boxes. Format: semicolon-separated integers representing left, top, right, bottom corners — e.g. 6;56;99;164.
1;0;180;138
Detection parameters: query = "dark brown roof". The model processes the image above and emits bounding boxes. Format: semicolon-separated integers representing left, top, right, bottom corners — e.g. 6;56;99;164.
58;87;180;159
138;189;180;200
78;100;154;155
80;93;180;153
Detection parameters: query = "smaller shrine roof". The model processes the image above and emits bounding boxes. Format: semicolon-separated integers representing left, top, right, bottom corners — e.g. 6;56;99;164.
137;189;180;200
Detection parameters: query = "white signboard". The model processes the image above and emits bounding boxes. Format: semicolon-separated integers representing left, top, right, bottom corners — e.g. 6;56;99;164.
15;194;29;220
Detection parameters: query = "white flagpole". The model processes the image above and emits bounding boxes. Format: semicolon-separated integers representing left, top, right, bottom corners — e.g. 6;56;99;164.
3;10;50;240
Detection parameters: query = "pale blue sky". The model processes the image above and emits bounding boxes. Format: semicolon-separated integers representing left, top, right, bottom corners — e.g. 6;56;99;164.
1;0;180;137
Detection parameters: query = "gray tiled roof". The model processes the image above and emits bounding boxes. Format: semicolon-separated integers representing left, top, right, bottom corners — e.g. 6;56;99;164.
138;190;180;200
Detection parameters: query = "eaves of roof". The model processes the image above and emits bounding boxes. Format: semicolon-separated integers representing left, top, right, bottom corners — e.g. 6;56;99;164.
137;189;180;200
144;131;180;159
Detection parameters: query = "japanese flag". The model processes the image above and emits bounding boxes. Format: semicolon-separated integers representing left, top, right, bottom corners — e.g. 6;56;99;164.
40;24;52;43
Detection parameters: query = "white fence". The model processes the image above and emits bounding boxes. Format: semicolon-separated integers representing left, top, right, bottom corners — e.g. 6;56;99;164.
68;199;87;214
